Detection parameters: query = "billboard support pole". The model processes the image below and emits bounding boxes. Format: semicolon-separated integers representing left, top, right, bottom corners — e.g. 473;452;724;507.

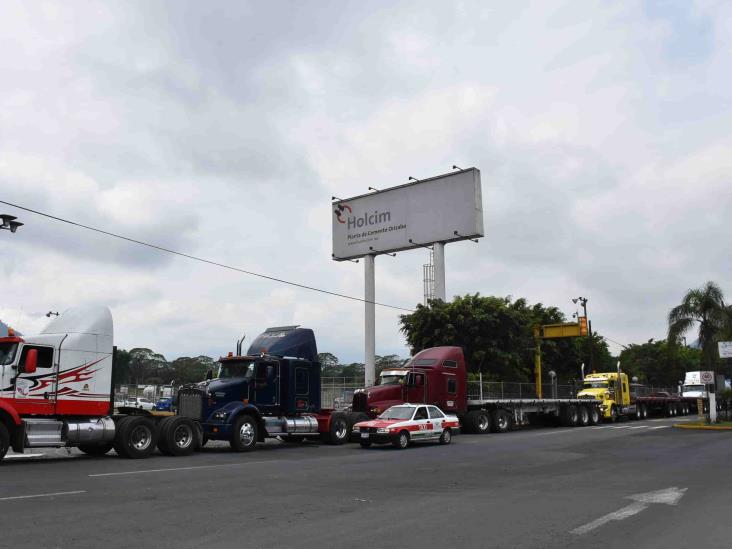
364;254;376;387
433;242;446;301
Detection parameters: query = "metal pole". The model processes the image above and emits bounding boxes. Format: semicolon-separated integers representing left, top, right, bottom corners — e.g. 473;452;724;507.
364;254;376;387
433;242;446;301
479;371;484;401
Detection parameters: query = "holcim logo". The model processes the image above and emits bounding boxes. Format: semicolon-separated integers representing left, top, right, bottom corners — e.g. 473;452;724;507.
335;204;392;229
334;203;352;224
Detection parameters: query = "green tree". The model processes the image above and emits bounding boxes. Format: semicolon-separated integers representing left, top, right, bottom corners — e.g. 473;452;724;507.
170;356;214;384
128;348;168;385
317;352;341;376
375;354;406;376
619;339;702;387
112;348;131;385
668;281;730;369
400;294;602;383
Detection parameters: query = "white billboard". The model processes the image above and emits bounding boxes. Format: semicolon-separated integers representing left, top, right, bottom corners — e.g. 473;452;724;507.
332;168;483;260
718;341;732;359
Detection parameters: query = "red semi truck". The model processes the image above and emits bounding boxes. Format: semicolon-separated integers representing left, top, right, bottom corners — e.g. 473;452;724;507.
348;346;603;433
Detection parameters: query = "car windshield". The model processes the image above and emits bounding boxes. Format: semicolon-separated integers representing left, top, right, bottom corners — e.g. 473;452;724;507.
683;385;705;392
218;360;255;379
378;407;415;420
0;343;18;366
378;374;405;386
582;381;608;389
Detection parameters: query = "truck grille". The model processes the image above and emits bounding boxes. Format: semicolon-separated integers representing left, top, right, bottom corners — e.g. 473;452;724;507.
352;391;367;413
178;388;204;419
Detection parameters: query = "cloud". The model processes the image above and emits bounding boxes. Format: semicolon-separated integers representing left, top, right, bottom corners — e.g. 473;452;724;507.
1;0;729;364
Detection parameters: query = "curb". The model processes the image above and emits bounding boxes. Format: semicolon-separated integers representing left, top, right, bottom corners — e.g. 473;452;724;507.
673;423;732;431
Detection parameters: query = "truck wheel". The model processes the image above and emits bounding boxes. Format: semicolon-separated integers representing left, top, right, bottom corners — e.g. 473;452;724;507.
466;410;490;434
641;404;648;419
578;406;590;426
323;413;349;445
609;405;618;422
230;415;258;452
635;406;642;420
491;410;512;433
393;431;410;449
112;416;133;456
159;417;197;456
116;416;158;459
439;429;452;445
588;406;600;425
562;405;580;427
78;442;114;456
0;422;10;460
359;440;372;448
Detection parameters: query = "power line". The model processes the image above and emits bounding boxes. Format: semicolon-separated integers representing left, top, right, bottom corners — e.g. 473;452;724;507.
0;200;415;313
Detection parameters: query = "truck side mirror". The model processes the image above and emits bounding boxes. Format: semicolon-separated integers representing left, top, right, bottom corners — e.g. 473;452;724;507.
23;349;38;374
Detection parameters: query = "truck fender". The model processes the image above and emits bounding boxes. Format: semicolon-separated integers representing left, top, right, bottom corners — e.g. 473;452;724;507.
0;401;21;426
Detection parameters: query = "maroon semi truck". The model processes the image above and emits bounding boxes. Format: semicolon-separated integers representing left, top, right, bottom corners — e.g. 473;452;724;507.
349;346;602;434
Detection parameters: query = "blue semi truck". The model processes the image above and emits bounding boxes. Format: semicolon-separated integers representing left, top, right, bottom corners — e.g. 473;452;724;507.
176;326;350;452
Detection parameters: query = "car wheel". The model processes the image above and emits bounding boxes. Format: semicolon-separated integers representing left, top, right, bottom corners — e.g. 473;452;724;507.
439;429;452;445
393;431;410;449
230;415;258;452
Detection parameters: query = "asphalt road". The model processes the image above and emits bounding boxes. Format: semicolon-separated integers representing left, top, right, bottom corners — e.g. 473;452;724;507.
1;417;730;549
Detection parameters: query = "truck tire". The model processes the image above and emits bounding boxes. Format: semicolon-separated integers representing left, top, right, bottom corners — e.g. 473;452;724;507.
561;405;580;427
78;442;114;456
112;416;133;456
464;410;490;434
230;415;258;452
490;410;512;433
159;417;197;456
393;430;410;449
439;428;452;445
635;406;642;420
609;405;618;422
0;422;10;460
578;406;590;426
323;413;349;445
641;404;648;419
588;406;600;425
115;416;158;459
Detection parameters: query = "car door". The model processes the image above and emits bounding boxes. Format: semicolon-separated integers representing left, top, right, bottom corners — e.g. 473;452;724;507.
428;406;445;439
412;406;431;441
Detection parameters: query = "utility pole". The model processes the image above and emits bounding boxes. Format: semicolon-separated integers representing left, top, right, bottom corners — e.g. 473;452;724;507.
573;297;591;371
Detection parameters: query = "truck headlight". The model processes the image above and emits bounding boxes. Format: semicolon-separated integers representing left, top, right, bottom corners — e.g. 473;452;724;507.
213;411;229;420
377;428;389;433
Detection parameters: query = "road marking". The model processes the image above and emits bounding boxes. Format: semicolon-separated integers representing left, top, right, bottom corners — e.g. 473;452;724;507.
4;453;45;459
88;460;282;477
649;426;669;430
0;490;86;502
628;426;645;429
571;487;686;535
610;425;631;429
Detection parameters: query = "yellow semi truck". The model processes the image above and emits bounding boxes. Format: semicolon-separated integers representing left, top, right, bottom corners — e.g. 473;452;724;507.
577;371;692;421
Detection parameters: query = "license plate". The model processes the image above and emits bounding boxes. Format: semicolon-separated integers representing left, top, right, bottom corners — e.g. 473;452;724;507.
360;432;369;439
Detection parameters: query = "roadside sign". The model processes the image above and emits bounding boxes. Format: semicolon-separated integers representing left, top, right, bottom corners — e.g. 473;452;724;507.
541;323;582;338
700;371;714;384
718;341;732;359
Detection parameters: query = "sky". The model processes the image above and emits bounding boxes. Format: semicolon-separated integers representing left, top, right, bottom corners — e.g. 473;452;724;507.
1;0;730;362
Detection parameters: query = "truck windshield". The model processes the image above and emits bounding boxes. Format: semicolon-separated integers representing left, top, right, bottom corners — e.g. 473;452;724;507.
378;374;405;386
218;361;255;379
0;343;17;366
378;407;415;420
683;385;705;392
582;381;608;389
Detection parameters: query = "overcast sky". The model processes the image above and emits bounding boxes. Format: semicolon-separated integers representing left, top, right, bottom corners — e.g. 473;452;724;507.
1;1;730;362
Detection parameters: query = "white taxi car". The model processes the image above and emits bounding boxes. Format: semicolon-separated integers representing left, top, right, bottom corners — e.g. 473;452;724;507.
352;403;459;449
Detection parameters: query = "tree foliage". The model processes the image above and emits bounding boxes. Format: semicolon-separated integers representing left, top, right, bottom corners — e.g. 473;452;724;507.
668;281;731;369
619;339;702;387
399;294;612;383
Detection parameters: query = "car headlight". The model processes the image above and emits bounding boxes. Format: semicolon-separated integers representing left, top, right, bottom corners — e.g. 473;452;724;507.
213;411;229;420
352;425;361;432
377;428;389;434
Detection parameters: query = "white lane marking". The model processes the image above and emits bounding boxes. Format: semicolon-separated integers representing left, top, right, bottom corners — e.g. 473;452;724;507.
610;426;631;429
534;429;575;437
4;453;45;459
88;460;282;477
649;426;669;430
591;426;605;430
628;426;645;429
572;487;686;535
0;490;86;502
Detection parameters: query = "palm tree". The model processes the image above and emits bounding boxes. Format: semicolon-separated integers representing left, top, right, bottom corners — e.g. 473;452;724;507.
668;281;729;369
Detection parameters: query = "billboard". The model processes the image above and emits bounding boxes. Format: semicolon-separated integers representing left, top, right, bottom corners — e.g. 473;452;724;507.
332;168;483;260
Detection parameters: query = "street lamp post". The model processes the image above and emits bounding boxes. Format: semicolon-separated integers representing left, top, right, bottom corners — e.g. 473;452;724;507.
0;214;23;233
573;297;591;370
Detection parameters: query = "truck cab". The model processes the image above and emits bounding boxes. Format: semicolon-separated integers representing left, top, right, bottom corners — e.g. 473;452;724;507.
177;326;348;451
577;372;630;420
351;346;467;418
